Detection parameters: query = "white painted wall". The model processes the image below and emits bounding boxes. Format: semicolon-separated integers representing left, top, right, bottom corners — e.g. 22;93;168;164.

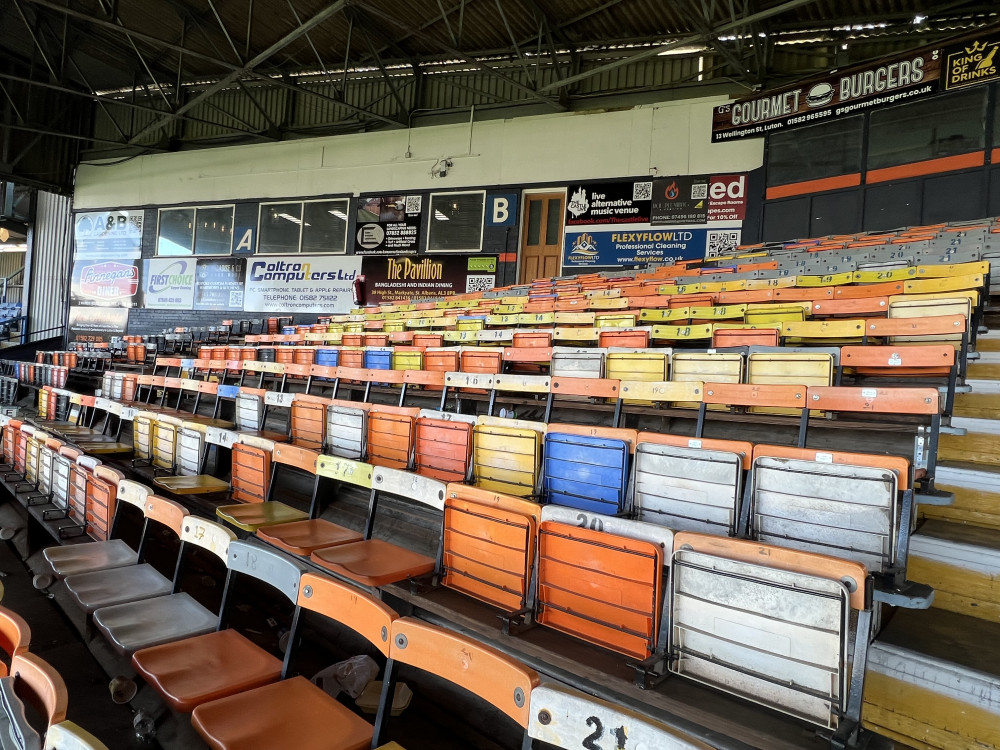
74;95;762;209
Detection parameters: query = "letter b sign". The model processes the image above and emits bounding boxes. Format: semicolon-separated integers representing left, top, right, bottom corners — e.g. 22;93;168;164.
487;193;517;227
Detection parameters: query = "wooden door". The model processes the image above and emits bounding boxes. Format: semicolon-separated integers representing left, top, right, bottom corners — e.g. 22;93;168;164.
519;192;564;284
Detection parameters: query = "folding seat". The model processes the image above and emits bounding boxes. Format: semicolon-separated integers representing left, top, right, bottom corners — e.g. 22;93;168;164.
3;653;68;743
131;539;307;714
413;410;475;482
669;533;871;734
323;400;369;459
744;303;808;325
130;410;159;468
631;432;749;535
366;404;418;469
843;341;960;414
14;427;49;498
542;375;621;426
191;572;397;750
82;464;126;542
670;351;743;408
148;414;182;475
310;466;444;586
153;424;235;495
540;429;631;515
62;493;188;614
439;483;539;619
0;605;30;674
36;444;84;533
288;393;326;450
535;505;672;672
371;618;540;747
746;348;836;414
92;516;236;654
0;415;19;472
811;295;889;317
604;350;668;392
551;325;600;345
747;441;930;607
472;415;545;497
216;443;310;533
526;683;713;750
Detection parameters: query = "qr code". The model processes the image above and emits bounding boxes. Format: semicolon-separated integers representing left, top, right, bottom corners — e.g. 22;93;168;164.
706;230;742;258
632;181;652;201
466;275;496;293
228;290;244;308
691;182;708;200
404;195;422;214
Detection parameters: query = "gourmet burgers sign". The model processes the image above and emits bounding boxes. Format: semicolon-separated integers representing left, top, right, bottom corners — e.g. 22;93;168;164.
712;49;940;141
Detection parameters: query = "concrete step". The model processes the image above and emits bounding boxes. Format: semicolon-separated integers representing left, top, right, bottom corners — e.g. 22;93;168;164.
954;392;1000;420
864;607;1000;750
908;519;1000;622
923;463;1000;531
966;362;1000;379
938;417;1000;466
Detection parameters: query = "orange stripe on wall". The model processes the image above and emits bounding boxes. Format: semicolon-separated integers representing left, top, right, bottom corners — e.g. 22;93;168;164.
766;173;861;200
498;253;517;262
992;147;1000;165
865;151;985;183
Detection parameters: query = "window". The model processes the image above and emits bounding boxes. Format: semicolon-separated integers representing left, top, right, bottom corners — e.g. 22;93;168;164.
157;206;234;255
868;88;987;171
157;208;194;255
426;191;485;252
194;206;233;255
767;116;864;187
258;198;350;254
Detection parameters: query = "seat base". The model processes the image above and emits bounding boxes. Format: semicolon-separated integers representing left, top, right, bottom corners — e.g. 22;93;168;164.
216;502;308;532
192;676;373;750
64;564;172;614
256;519;363;556
310;539;435;587
44;539;137;578
133;629;282;713
155;475;231;495
93;592;217;654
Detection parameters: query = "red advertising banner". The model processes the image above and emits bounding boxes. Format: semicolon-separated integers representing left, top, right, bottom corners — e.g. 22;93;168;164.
70;258;141;308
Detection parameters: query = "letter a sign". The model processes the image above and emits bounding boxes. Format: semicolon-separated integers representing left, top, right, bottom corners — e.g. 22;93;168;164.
234;227;256;254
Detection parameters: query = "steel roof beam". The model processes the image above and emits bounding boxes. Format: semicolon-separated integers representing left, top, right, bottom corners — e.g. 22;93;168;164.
538;0;823;93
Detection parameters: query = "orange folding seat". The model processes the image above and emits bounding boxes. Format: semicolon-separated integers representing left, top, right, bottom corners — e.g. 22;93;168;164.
310;467;443;586
366;405;418;469
371;618;540;747
289;395;325;450
0;606;30;675
191;573;397;750
441;484;539;617
131;540;306;712
536;514;667;660
413;411;474;482
255;455;367;556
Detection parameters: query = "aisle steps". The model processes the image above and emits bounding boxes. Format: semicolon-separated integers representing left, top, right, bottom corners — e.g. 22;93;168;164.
864;608;1000;750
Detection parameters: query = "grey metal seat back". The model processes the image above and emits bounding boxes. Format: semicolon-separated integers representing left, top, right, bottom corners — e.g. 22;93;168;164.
227;541;308;604
631;443;742;535
751;456;897;573
670;548;850;729
325;405;366;459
